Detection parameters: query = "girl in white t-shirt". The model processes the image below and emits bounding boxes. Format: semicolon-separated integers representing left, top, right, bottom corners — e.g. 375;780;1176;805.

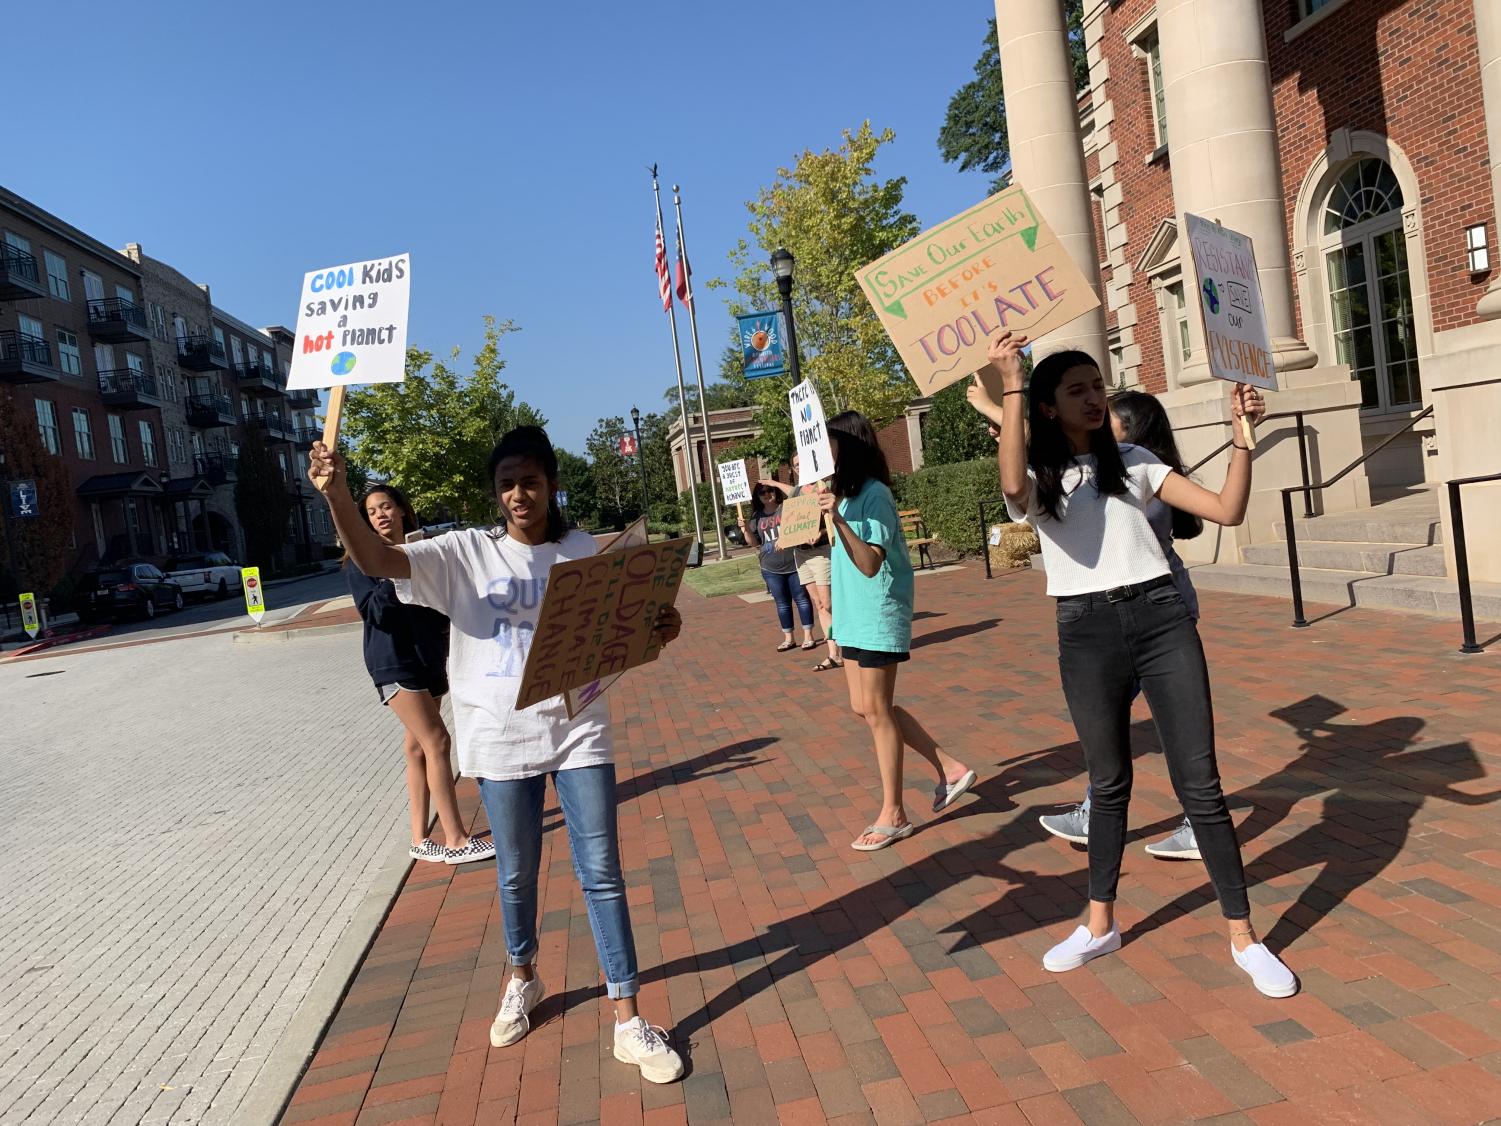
308;426;686;1084
968;332;1296;1000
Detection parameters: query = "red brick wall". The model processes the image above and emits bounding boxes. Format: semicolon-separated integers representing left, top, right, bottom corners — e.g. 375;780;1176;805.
1264;0;1493;337
877;417;914;475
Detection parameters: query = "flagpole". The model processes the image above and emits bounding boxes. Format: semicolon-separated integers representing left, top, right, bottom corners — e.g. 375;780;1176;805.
672;185;727;561
652;170;704;555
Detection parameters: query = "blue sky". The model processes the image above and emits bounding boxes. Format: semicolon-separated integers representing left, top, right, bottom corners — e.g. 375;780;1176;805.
9;0;997;453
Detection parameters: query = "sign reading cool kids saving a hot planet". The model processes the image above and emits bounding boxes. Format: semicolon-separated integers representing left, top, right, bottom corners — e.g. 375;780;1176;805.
857;186;1099;395
285;254;411;391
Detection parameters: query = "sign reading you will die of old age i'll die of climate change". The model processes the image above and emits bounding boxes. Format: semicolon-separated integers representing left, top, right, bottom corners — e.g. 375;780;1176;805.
857;185;1101;395
286;255;411;391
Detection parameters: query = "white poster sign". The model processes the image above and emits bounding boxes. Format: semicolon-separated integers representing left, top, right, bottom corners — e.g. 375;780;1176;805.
788;380;834;485
717;460;751;506
1183;215;1277;392
286;254;410;391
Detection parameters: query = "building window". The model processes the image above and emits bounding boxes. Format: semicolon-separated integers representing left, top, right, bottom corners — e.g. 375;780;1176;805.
150;302;168;340
277;451;289;481
261;347;274;374
1166;281;1191;361
17;312;44;345
108;414;128;463
82;269;104;311
115;283;136;305
35;399;60;454
1300;0;1337;15
139;419;158;467
94;343;115;377
1145;32;1168;148
72;408;95;460
56;329;82;376
230;335;244;368
213;326;227;356
44;250;69;300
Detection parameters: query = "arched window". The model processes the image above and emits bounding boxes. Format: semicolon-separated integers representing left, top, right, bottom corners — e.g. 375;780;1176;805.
1321;159;1421;411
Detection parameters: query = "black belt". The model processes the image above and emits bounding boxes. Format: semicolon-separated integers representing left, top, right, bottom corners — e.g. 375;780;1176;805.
1059;574;1175;605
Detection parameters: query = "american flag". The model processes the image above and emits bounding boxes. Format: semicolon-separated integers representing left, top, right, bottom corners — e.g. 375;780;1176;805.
654;217;672;313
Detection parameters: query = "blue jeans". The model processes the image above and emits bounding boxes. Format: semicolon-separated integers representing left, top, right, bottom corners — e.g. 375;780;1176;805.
762;568;814;631
478;764;639;999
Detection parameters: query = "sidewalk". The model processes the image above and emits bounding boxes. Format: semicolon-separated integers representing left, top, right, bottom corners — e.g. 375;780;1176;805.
280;566;1501;1125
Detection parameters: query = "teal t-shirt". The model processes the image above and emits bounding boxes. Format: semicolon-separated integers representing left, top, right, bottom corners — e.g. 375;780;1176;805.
830;480;913;653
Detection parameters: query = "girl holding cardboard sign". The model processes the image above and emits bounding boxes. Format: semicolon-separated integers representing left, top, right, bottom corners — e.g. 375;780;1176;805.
759;456;841;671
308;426;687;1084
968;332;1294;999
738;482;818;653
815;412;978;852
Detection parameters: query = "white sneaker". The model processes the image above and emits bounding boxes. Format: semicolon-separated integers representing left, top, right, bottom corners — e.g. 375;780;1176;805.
490;974;545;1046
1232;942;1298;998
613;1016;685;1084
1042;924;1121;972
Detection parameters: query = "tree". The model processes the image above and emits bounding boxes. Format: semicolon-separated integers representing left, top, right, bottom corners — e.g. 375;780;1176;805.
662;374;756;414
0;389;73;598
583;411;679;529
234;427;296;572
341;318;545;524
938;6;1088;192
713;122;923;463
554;448;597;528
919;381;997;467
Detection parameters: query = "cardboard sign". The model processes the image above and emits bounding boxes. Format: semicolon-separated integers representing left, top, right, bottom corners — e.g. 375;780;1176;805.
776;492;825;549
516;536;692;716
242;567;265;623
857;185;1101;394
18;592;39;639
717;460;752;506
286;254;411;391
789;380;833;485
566;518;648;716
1183;214;1278;392
737;310;787;379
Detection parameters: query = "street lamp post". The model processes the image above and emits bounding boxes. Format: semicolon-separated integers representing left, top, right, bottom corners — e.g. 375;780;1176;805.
771;247;802;384
630;406;649;519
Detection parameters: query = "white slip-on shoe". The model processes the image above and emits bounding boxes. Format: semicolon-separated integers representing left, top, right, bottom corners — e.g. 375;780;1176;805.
444;836;497;865
1043;924;1121;972
489;974;546;1047
613;1017;685;1084
1232;942;1298;998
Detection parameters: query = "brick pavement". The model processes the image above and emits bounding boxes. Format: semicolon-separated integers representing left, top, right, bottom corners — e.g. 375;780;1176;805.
281;565;1501;1125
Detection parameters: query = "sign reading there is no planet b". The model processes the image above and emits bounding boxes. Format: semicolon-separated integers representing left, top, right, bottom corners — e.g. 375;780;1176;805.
286;254;411;391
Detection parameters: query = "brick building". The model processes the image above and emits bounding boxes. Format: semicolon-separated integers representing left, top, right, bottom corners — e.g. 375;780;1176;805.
0;185;334;586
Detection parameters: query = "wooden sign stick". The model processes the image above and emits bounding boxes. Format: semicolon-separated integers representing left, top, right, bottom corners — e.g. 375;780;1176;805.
322;384;347;450
1239;413;1257;451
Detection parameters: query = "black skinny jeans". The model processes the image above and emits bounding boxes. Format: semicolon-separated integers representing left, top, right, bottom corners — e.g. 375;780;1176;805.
1056;578;1250;920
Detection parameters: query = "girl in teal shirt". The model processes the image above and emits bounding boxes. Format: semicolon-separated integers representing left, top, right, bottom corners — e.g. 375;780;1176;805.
817;411;977;851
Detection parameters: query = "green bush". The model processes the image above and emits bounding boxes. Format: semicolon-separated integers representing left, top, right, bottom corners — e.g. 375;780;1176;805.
678;485;732;540
893;457;1005;556
649;499;682;527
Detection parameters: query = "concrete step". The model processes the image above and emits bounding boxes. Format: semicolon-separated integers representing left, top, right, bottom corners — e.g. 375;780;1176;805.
1274;512;1443;547
1240;540;1449;578
1188;562;1501;623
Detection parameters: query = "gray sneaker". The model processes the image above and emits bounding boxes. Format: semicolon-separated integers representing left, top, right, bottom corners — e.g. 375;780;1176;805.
1144;820;1200;860
1038;805;1088;844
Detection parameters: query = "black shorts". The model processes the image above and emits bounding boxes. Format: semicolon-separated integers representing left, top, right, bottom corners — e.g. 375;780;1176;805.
376;678;449;705
839;645;910;669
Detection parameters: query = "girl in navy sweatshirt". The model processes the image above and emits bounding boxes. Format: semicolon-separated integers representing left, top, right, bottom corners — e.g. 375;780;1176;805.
347;484;493;864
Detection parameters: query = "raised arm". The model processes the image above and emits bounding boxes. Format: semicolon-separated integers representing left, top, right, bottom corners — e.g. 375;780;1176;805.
757;479;793;497
969;332;1030;505
308;442;411;579
1154;383;1261;527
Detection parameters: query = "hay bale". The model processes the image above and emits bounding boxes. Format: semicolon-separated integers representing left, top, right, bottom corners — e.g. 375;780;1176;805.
987;522;1040;571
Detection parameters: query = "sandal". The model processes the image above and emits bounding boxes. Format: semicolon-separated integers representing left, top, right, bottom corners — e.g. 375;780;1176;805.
933;769;978;813
801;639;819;651
776;640;797;652
812;657;843;671
851;823;914;852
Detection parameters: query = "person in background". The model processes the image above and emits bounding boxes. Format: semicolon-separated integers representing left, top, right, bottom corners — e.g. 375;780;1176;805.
760;454;841;671
346;483;494;865
738;480;818;653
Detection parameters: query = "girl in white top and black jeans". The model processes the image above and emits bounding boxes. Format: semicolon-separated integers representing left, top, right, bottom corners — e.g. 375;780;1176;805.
969;331;1296;999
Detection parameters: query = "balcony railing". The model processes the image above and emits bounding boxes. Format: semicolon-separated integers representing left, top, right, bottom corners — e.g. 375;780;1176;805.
86;297;152;343
292;426;320;449
97;368;161;410
0;330;58;385
287;387;319;409
177;335;228;372
247;415;292;440
234;360;281;394
195;453;237;485
0;247;46;300
185;393;237;428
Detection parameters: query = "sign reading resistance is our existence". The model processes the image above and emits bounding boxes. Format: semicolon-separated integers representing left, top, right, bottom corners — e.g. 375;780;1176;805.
1183;213;1279;393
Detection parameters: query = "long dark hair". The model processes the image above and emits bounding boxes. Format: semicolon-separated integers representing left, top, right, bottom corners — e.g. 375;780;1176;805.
486;425;568;543
827;410;891;499
1108;390;1203;541
347;483;420;564
749;481;781;518
1027;350;1128;521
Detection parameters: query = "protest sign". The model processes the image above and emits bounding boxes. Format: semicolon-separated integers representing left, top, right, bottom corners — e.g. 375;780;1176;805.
789;380;833;485
776;492;825;549
569;518;648;715
516;535;692;717
857;185;1100;395
717;460;752;506
737;311;787;379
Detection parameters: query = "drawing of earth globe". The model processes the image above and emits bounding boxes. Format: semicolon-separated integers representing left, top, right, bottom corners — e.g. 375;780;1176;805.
330;351;358;376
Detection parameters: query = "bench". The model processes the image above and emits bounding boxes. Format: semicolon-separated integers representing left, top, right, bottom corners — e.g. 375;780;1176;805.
899;509;938;571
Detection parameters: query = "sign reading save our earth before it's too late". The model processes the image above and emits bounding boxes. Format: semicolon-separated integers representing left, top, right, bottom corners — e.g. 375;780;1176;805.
857;186;1100;395
286;255;412;392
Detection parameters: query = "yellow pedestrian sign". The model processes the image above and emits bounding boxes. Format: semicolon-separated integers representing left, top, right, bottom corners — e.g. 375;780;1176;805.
19;592;40;639
242;567;266;623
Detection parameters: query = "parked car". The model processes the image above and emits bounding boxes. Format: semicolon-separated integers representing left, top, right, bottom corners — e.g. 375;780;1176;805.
165;551;243;601
77;564;185;622
723;523;747;547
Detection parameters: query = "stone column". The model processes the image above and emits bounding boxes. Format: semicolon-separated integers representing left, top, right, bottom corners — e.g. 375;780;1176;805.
995;0;1109;366
1476;0;1501;319
1157;0;1316;381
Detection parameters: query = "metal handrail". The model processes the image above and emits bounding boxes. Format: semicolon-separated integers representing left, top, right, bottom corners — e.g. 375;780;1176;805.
87;297;149;330
0;329;52;366
98;368;160;398
1448;471;1501;654
1284;404;1435;627
0;247;41;281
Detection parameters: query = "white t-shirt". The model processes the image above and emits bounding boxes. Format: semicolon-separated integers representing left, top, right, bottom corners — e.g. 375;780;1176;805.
396;527;612;782
1005;444;1175;597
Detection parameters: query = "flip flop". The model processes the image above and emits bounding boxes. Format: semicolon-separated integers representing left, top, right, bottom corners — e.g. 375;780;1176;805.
933;769;978;813
851;823;914;851
776;641;797;652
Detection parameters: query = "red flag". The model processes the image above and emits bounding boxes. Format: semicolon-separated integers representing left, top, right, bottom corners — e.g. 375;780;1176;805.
675;249;692;311
653;217;672;313
619;433;639;457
